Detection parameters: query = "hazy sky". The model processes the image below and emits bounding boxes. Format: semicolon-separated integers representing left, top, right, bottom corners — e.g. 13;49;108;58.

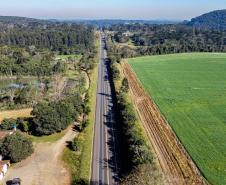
0;0;225;20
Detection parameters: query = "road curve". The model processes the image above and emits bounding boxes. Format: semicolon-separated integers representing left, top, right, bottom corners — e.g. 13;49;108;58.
91;33;119;185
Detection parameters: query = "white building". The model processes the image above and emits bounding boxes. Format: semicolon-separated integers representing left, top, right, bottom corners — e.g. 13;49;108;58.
0;160;10;180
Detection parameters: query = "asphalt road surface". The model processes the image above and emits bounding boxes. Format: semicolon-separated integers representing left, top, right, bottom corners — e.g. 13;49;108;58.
91;33;119;185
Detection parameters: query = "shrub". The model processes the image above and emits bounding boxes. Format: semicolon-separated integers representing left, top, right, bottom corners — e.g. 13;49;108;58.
121;78;129;93
0;132;34;163
71;137;83;152
18;120;30;132
0;119;17;130
79;120;90;132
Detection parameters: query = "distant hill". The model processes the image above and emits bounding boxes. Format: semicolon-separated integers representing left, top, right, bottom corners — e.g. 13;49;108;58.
58;19;180;27
187;9;226;30
0;16;43;24
0;16;180;27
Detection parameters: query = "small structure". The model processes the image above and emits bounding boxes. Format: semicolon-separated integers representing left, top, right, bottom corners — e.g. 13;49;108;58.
0;131;13;181
13;124;17;132
0;160;10;180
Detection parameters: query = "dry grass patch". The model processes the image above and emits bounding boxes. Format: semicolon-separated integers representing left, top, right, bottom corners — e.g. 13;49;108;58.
0;108;32;122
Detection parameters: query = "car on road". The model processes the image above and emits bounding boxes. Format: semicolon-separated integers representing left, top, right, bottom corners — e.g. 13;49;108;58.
6;178;21;185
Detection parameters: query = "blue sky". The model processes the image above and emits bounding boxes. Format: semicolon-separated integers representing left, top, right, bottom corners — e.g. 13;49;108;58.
1;0;225;20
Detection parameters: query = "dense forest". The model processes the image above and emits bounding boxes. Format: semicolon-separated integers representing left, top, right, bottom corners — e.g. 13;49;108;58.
0;16;46;25
107;24;226;58
0;23;95;54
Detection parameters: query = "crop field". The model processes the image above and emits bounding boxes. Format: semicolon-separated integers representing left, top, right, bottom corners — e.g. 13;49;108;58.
128;53;226;185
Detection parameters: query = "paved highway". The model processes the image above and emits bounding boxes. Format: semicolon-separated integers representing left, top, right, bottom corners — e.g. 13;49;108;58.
91;33;119;185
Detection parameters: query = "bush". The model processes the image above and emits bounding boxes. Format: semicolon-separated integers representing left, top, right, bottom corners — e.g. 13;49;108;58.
32;100;76;135
120;164;163;185
79;120;89;132
83;105;91;115
112;64;120;80
71;137;83;152
17;119;30;132
67;93;84;115
0;132;34;163
0;119;17;130
0;118;32;133
121;78;129;93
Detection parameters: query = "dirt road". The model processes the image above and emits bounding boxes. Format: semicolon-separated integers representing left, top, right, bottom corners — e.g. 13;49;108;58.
123;62;206;185
2;127;76;185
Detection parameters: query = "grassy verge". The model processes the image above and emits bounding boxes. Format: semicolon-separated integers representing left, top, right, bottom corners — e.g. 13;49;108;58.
29;127;68;143
62;132;85;183
62;147;80;182
112;59;163;184
79;60;98;182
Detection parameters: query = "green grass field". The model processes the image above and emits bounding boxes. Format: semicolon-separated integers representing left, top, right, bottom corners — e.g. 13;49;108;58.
128;53;226;185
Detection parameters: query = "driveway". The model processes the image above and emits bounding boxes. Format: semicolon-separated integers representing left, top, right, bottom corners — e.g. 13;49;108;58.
2;126;76;185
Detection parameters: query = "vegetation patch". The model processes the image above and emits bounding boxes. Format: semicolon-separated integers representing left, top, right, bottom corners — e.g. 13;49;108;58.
62;33;99;185
107;45;163;184
0;132;34;163
79;66;98;183
62;148;81;183
29;128;68;143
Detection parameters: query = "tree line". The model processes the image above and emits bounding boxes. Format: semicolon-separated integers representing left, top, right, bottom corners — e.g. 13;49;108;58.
106;36;163;183
108;55;152;167
107;24;226;57
107;55;162;184
0;23;95;54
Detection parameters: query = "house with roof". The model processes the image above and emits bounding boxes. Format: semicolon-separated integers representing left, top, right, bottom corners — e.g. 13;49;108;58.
0;131;12;181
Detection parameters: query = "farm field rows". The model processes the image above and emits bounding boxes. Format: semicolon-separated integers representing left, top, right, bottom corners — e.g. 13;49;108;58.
128;53;226;185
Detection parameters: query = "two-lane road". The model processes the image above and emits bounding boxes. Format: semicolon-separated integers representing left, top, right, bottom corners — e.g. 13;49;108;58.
91;33;119;185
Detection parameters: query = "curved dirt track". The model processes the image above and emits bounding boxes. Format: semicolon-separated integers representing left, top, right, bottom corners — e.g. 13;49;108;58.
123;62;206;185
2;127;76;185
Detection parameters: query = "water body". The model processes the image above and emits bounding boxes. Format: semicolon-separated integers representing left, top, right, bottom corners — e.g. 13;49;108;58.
0;78;49;93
